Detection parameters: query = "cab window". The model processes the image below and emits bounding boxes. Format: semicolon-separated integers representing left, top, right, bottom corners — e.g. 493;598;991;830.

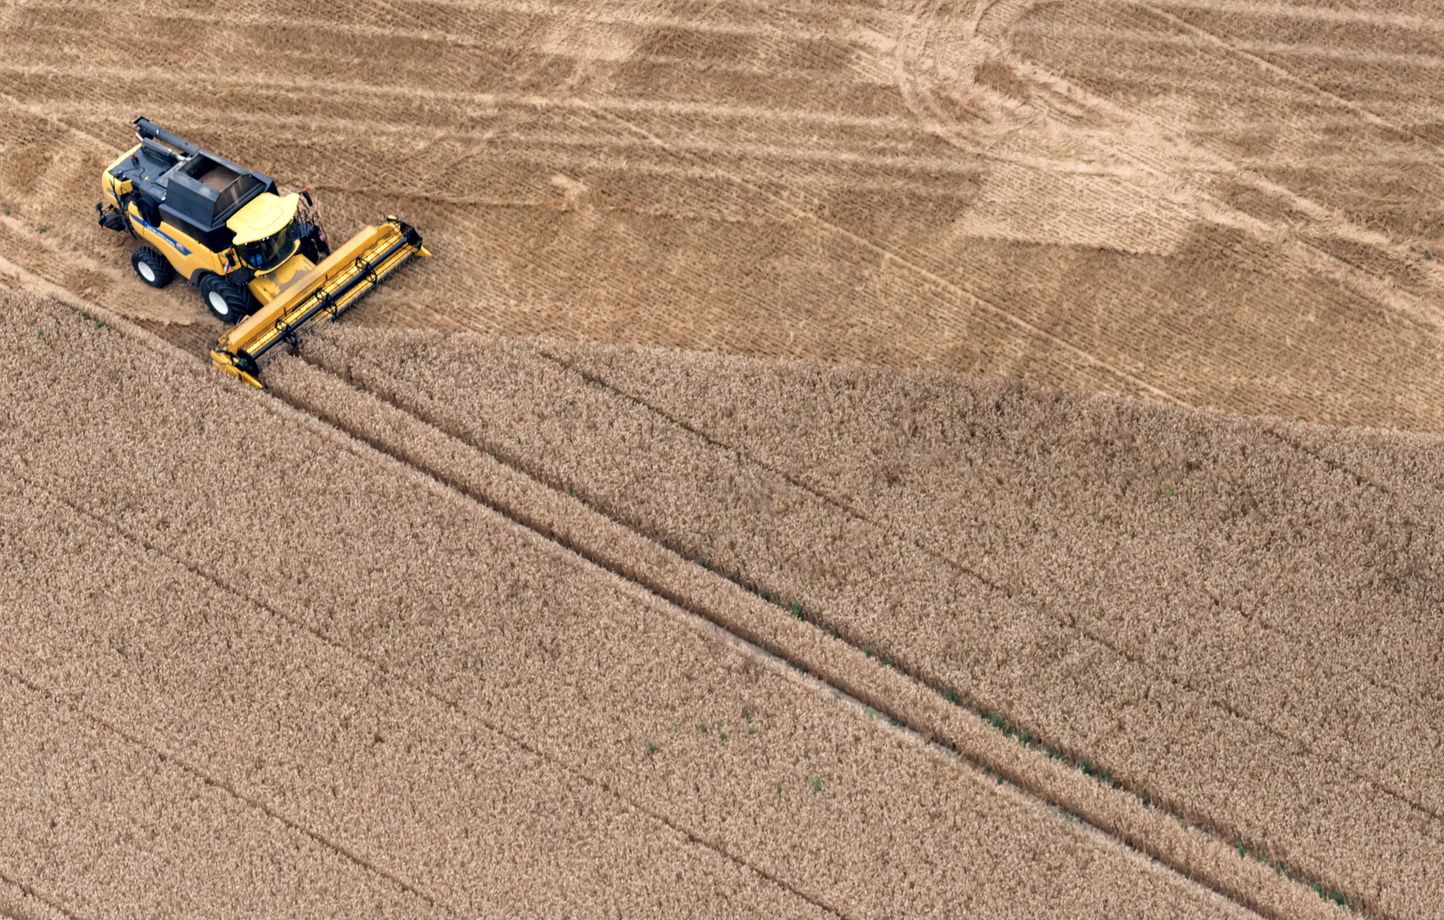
236;223;299;272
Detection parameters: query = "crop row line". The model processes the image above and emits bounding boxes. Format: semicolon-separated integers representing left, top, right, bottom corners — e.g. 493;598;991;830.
529;348;1375;917
281;336;1361;920
5;420;848;920
0;861;87;920
539;345;1444;836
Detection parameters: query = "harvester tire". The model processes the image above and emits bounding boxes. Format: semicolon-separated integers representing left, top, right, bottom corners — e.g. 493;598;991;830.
131;246;174;288
200;274;258;324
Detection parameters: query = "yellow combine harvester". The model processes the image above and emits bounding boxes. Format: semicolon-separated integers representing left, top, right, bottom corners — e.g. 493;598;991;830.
96;117;429;387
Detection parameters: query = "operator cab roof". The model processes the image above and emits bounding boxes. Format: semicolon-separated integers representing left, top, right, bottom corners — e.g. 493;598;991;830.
227;192;301;245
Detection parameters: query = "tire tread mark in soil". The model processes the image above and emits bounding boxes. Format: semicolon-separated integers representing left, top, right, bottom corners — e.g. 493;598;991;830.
979;7;1444;330
569;102;1184;404
1136;0;1444;166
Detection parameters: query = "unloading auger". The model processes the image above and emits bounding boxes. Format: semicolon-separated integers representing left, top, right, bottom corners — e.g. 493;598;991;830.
96;117;430;388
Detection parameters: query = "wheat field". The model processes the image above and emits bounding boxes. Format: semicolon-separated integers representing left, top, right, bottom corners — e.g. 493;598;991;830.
2;1;1442;917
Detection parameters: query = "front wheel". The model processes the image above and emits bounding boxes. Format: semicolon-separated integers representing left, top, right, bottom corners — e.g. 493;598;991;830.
199;273;258;324
131;246;174;288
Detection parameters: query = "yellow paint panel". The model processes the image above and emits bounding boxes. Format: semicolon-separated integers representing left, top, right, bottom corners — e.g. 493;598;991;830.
227;192;299;245
247;253;317;305
126;202;225;281
217;219;427;365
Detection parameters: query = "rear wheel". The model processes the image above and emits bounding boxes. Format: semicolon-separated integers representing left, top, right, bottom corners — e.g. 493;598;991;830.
199;273;258;324
131;246;174;288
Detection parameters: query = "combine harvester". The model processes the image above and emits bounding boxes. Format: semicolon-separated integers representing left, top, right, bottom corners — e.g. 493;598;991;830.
96;117;429;388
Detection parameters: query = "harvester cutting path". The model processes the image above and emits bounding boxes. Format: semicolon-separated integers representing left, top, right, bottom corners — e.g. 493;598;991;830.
96;117;429;387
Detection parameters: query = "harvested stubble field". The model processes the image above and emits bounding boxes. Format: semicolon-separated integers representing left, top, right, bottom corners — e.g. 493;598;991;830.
2;0;1444;430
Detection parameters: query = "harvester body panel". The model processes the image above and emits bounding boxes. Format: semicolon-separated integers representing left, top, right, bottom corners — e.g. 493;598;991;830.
125;199;231;281
228;192;301;245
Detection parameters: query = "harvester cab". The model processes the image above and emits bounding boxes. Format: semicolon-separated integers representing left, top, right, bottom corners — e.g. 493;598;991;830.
97;117;430;388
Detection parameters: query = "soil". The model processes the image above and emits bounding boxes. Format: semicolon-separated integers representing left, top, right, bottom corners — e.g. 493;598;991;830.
1;0;1442;430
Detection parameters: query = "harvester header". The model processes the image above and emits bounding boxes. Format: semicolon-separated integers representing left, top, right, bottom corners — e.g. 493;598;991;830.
210;217;430;388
